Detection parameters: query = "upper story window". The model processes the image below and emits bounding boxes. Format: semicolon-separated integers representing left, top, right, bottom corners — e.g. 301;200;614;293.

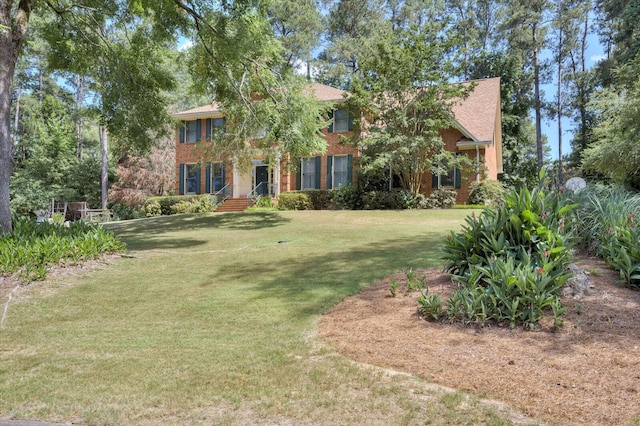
329;108;353;133
206;118;225;139
186;120;199;142
179;119;201;143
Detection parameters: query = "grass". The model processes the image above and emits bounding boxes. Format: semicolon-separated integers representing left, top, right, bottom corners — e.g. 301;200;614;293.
0;209;522;425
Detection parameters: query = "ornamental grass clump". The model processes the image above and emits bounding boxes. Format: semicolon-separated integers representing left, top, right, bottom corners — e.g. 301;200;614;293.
569;185;640;289
438;173;576;328
0;218;125;282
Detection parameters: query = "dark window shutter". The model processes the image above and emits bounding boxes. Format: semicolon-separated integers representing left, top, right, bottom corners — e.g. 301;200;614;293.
454;168;461;189
432;173;438;190
348;113;354;131
206;119;212;140
179;164;185;195
347;154;353;184
196;119;202;142
315;156;321;189
326;156;333;189
179;123;185;143
195;166;201;194
328;110;334;133
296;160;302;190
205;163;211;193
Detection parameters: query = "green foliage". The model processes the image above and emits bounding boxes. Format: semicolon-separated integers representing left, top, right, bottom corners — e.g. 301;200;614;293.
145;195;216;216
565;185;640;289
423;189;457;209
418;288;443;321
583;61;640;189
0;218;125;282
300;190;334;210
468;180;505;205
110;203;146;221
600;217;640;289
170;196;216;214
389;280;399;297
254;196;275;209
361;191;401;210
405;272;426;292
332;184;361;210
349;22;471;196
276;192;312;210
440;173;575;328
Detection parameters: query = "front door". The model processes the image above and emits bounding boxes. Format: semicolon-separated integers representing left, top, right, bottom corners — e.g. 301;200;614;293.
255;166;269;196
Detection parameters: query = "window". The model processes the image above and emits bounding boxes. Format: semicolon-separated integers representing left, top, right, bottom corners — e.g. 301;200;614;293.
433;165;461;189
330;108;352;133
206;118;225;139
185;164;199;194
301;158;317;189
332;155;349;188
186;120;199;143
210;162;225;192
438;167;456;188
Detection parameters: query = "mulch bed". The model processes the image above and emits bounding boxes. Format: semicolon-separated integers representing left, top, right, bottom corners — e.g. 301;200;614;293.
319;257;640;425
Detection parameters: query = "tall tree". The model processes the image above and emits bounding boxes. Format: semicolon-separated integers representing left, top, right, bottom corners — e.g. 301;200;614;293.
266;0;322;70
500;0;551;172
349;24;471;196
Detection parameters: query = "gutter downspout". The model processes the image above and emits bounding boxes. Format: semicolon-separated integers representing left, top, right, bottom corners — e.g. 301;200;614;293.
475;144;480;182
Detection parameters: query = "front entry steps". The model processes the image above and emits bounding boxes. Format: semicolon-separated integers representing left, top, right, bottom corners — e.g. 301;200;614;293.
215;198;253;213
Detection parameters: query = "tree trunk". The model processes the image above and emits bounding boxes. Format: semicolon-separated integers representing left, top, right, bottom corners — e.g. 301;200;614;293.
533;23;543;172
0;0;35;234
100;125;108;210
75;74;85;158
0;51;15;235
557;26;564;186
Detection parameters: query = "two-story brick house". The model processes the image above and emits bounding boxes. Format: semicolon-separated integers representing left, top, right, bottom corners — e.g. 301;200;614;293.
173;77;502;207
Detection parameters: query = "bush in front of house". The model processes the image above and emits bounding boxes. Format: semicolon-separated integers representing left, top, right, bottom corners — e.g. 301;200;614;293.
436;175;576;328
468;180;505;205
332;185;362;209
170;195;217;214
277;192;312;210
145;195;217;216
301;190;334;210
422;189;457;209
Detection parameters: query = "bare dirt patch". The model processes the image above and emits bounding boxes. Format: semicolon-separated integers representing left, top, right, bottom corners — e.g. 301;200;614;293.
319;257;640;426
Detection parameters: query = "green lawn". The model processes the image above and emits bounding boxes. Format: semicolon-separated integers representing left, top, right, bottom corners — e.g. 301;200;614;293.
0;210;517;425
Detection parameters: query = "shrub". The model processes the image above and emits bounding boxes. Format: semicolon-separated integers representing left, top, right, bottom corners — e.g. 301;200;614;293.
170;195;216;214
110;203;146;220
144;201;162;217
468;180;505;205
361;191;398;209
254;196;276;209
0;218;125;282
332;185;362;210
145;195;215;216
423;189;457;209
277;192;312;210
301;190;334;210
438;172;575;328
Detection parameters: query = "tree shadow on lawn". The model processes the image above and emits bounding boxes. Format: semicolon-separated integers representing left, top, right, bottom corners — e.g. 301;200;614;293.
206;233;445;320
107;212;291;251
